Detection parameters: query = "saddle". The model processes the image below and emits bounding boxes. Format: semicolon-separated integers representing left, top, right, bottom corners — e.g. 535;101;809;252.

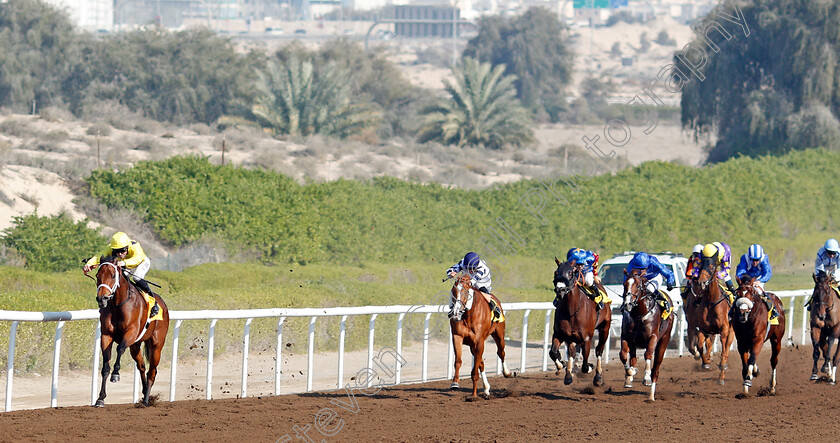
143;292;164;322
579;284;612;305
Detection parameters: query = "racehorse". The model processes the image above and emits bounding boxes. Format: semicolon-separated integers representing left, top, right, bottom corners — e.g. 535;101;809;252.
731;276;785;394
549;259;611;386
685;254;736;385
809;272;840;384
448;273;512;397
92;256;170;407
682;277;713;365
619;270;673;401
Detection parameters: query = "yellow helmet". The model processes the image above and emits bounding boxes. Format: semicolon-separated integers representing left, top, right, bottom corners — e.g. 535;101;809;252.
110;232;130;250
702;243;718;258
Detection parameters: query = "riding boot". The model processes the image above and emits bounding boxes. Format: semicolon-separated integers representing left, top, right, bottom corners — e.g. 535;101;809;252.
136;279;159;318
588;285;603;310
658;294;671;318
805;295;813;311
725;280;737;301
488;299;503;321
764;296;778;320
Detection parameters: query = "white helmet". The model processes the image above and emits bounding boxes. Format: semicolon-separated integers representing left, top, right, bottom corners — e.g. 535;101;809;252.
692;244;703;254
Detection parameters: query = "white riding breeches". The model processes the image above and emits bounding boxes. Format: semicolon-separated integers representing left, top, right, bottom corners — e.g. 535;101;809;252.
584;271;594;286
131;258;151;280
646;274;663;294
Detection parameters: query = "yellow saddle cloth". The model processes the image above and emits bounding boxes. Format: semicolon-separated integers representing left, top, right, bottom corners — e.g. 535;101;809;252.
718;282;736;304
657;290;673;320
579;284;612;305
142;292;164;322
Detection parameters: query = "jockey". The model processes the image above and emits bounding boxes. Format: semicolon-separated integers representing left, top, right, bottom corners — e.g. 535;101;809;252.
623;252;675;315
447;252;503;319
566;247;603;309
702;242;737;298
735;244;777;320
806;239;840;310
682;244;704;299
83;232;158;317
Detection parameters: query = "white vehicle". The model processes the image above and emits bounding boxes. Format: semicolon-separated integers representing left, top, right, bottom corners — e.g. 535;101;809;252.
598;251;688;344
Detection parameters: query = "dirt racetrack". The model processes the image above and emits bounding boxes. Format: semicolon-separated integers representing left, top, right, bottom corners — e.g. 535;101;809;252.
2;345;839;442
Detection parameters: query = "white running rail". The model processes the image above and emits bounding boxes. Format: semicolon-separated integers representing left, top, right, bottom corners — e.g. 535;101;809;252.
0;290;811;412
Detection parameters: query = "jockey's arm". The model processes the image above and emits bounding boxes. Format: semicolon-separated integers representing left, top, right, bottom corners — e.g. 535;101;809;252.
122;243;147;268
760;257;772;283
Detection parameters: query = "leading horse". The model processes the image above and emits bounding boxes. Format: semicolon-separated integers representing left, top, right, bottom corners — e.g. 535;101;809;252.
549;259;611;386
731;276;785;395
809;272;840;384
620;270;673;401
685;254;735;384
92;256;170;406
449;274;512;397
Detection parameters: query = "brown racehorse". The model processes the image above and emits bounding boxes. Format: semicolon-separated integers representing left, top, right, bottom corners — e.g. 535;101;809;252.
682;275;713;366
686;254;736;385
809;272;840;384
619;270;673;401
731;276;785;395
549;259;611;386
448;274;512;397
92;256;170;407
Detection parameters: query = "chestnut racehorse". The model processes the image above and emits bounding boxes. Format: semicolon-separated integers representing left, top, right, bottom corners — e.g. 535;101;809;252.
620;271;673;401
809;272;840;384
731;276;785;395
92;256;170;407
549;259;611;386
685;254;735;384
448;274;512;397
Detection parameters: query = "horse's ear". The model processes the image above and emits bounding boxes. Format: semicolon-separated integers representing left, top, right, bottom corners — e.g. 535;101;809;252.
623;269;628;276
555;256;561;266
814;273;819;283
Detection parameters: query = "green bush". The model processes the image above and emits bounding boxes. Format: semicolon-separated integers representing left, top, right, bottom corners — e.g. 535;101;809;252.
1;213;104;272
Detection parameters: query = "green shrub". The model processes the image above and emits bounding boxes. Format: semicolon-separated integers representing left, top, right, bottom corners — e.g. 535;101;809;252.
1;213;105;272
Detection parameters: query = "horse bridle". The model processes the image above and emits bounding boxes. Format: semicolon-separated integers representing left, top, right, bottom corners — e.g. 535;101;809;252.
96;262;132;308
449;277;474;320
624;275;654;318
814;278;838;319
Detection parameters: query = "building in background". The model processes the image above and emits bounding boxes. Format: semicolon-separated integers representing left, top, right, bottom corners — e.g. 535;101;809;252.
44;0;112;31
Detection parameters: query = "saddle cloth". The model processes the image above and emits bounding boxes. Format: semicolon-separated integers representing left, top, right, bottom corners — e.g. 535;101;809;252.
579;284;612;304
657;290;673;320
717;282;735;305
143;292;164;322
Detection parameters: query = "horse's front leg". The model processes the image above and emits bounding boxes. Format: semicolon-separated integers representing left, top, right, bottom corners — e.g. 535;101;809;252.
718;326;735;386
450;333;463;390
580;337;593;374
549;337;565;375
620;340;636;388
130;343;149;405
564;342;576;385
471;341;486;397
697;331;712;370
811;326;823;380
743;341;761;394
111;341;128;383
649;333;670;401
593;323;609;387
642;332;658;386
825;336;839;379
95;336;114;407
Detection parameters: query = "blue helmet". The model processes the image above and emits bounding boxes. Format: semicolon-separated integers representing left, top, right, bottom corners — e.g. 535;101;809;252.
748;244;764;261
629;252;650;270
566;248;585;264
463;252;480;270
825;239;840;254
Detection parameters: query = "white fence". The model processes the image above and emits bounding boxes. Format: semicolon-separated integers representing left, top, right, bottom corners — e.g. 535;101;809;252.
0;290;812;412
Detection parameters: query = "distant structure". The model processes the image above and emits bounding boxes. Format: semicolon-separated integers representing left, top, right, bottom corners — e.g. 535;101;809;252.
393;5;460;38
44;0;112;32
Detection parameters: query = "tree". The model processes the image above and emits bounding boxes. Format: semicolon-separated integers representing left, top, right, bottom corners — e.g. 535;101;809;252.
654;30;676;46
0;0;81;112
249;57;380;137
418;57;533;149
462;7;573;122
678;0;840;162
2;213;104;272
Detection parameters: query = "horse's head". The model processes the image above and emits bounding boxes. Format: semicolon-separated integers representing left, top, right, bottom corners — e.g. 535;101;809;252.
553;257;577;299
95;256;123;309
697;255;718;290
731;276;758;323
449;274;474;321
812;272;836;322
622;268;651;313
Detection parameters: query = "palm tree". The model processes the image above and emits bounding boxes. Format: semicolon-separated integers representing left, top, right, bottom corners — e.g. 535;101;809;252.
419;57;534;149
250;57;379;137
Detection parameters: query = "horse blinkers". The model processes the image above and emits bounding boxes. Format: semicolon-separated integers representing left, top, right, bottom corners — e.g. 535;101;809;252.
96;262;121;309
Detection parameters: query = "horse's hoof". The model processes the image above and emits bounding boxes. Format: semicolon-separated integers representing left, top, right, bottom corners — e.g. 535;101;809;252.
555;370;562;376
743;379;752;387
624;382;633;388
701;363;711;371
719;364;728;371
593;374;603;387
564;375;573;385
110;374;120;383
830;380;837;386
93;400;105;408
642;379;652;387
753;368;760;377
810;373;819;381
822;364;830;374
718;379;725;386
450;383;460;390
